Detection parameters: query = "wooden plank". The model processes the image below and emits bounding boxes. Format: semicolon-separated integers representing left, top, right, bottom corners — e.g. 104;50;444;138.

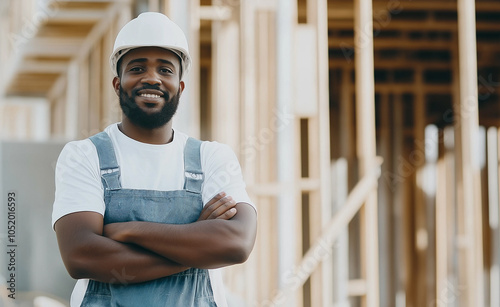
457;0;484;305
310;5;334;303
270;159;382;304
425;125;439;306
199;5;232;21
275;1;300;306
444;126;458;307
327;19;500;32
378;93;395;307
331;159;349;306
77;56;90;139
492;128;500;307
65;62;79;139
391;94;411;306
18;60;69;74
45;8;108;23
253;10;280;305
328;0;500;18
211;16;240;148
435;128;448;307
413;68;428;306
354;0;379;305
100;18;119;129
149;0;160;12
24;37;86;57
88;38;101;134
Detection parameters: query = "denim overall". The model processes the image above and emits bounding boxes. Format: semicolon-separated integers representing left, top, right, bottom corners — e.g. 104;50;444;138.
81;132;216;307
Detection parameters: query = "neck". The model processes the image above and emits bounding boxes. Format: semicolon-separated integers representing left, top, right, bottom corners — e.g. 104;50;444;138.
118;118;174;144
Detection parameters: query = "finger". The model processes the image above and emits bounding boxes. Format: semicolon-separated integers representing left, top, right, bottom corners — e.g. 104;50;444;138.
216;208;237;220
198;193;228;220
207;197;237;219
203;192;226;208
200;195;232;218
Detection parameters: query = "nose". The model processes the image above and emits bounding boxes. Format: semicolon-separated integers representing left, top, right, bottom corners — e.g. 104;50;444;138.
141;71;161;85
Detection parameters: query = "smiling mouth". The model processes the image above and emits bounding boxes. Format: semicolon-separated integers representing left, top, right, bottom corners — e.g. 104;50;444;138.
140;93;162;99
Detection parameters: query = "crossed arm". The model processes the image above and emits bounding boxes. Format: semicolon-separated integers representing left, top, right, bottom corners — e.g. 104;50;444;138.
55;193;257;284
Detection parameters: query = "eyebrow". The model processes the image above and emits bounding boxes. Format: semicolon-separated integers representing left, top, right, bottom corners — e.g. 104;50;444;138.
126;58;177;68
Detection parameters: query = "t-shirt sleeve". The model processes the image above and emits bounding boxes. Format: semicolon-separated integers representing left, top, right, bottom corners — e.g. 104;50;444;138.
52;139;105;229
201;142;255;211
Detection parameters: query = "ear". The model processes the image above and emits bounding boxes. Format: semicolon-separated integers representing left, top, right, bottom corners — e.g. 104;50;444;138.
112;76;120;96
179;81;185;94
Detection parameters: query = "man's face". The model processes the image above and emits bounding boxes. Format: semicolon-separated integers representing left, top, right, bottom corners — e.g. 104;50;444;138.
113;47;185;129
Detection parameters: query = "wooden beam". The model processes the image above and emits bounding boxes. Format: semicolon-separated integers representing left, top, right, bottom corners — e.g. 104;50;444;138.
275;0;300;306
328;0;500;20
310;2;333;281
331;159;350;306
354;0;380;306
75;3;125;63
64;62;79;139
18;60;69;74
456;0;484;305
270;159;382;304
23;37;86;57
492;128;500;307
199;5;232;21
328;20;500;31
378;93;395;306
413;68;428;306
47;9;108;23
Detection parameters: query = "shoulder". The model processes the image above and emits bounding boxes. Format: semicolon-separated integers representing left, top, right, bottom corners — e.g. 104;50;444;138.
56;137;101;181
58;138;97;165
201;141;237;162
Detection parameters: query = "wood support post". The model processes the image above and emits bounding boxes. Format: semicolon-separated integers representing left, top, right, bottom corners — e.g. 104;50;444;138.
456;0;484;305
353;0;379;305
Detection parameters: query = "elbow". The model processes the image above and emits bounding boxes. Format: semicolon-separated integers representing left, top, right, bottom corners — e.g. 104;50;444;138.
61;250;93;280
67;266;84;280
229;247;251;264
225;237;255;264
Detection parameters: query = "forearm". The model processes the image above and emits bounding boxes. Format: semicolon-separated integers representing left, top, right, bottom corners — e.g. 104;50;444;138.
55;212;189;284
64;234;188;283
108;203;257;269
124;221;243;269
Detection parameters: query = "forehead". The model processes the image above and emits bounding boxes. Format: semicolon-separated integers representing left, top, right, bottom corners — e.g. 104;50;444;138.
121;47;181;68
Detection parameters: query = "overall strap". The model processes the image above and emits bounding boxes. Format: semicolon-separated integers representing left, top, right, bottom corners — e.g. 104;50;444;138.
183;137;204;194
89;132;121;191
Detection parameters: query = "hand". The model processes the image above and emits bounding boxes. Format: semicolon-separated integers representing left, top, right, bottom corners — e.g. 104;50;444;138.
198;192;237;221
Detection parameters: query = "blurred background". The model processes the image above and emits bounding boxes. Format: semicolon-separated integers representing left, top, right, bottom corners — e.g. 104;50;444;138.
1;0;500;306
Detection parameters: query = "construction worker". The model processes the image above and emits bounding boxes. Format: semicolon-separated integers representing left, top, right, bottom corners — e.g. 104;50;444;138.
52;12;257;307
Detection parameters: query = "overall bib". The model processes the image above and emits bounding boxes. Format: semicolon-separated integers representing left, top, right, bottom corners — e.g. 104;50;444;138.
80;132;216;307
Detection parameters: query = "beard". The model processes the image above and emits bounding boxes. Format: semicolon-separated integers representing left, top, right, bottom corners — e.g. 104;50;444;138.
119;84;180;129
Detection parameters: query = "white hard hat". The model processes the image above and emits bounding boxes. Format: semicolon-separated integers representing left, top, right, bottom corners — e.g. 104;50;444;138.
110;12;191;80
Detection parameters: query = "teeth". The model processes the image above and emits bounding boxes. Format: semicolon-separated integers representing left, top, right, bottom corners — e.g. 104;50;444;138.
140;93;161;98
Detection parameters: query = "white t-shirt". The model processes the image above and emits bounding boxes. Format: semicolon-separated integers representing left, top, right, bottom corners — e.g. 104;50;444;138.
52;123;254;307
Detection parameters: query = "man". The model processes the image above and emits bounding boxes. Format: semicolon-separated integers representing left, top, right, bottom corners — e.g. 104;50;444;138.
52;12;257;307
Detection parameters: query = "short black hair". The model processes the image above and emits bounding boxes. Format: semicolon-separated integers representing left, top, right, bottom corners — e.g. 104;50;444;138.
115;49;183;80
117;57;124;78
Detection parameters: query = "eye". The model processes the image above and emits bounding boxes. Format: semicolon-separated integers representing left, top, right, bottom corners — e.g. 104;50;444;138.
159;67;174;74
129;66;144;73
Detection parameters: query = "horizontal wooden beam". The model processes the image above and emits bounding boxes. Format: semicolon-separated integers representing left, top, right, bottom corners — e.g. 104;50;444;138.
348;279;367;297
248;178;322;196
199;6;232;21
18;60;69;74
47;9;108;23
330;38;458;50
327;0;500;20
22;37;85;57
328;20;500;31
